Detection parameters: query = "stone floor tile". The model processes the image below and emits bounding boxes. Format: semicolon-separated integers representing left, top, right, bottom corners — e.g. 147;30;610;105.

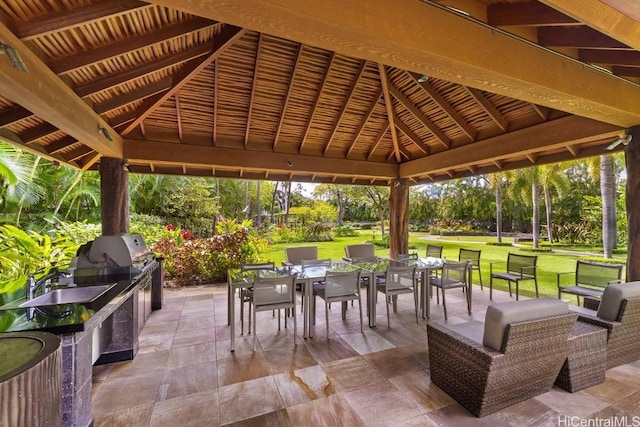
157;361;218;401
218;377;284;425
286;394;364;426
273;364;335;407
148;390;219;427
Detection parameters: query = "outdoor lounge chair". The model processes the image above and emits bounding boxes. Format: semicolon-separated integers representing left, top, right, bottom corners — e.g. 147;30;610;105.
427;298;577;417
570;281;640;369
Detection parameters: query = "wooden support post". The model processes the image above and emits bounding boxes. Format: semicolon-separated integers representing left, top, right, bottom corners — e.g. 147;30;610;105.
626;126;640;281
389;178;409;259
100;157;130;235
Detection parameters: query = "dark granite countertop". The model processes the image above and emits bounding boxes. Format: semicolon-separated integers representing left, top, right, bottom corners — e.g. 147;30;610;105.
0;268;145;335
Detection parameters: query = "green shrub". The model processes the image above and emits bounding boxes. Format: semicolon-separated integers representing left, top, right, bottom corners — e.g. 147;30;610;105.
267;226;307;244
334;225;359;237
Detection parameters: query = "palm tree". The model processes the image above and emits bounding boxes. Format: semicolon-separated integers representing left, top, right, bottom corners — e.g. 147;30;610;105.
485;173;505;242
539;163;570;244
600;154;616;258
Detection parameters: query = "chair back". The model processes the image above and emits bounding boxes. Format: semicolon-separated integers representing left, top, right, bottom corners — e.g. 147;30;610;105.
426;244;443;258
442;260;469;283
459;248;481;267
396;253;418;261
575;260;623;287
241;262;275;271
344;243;375;259
596;281;640;321
506;253;537;277
285;246;318;265
252;274;297;308
385;265;417;291
324;271;361;299
301;258;332;269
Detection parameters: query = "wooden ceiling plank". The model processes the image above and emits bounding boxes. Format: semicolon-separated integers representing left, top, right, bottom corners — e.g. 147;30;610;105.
273;44;303;150
537;27;629;49
409;71;476;142
367;123;389;160
532;104;550;121
465;87;509;132
299;51;336;153
121;25;245;135
47;136;77;154
213;58;218;145
79;153;101;171
176;93;183;142
487;2;578;26
0;22;121;156
14;0;151;40
74;43;213;98
245;33;263;148
0;105;33;127
388;82;449;148
51;18;218;75
324;60;366;154
94;76;172;115
146;0;640;126
540;0;640;52
394;117;428;155
19;123;57;144
400;116;622;177
124;139;398;179
345;87;382;158
612;66;640;77
378;64;401;162
64;146;95;162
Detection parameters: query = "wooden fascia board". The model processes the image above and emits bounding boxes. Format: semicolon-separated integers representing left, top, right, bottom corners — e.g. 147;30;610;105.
0;22;122;157
399;116;622;177
147;0;640;127
124;139;398;179
540;0;640;52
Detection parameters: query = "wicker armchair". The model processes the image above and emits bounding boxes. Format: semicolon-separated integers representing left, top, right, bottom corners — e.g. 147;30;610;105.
571;281;640;369
427;298;577;417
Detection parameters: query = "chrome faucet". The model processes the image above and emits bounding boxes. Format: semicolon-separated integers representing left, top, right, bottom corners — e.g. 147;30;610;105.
26;269;59;300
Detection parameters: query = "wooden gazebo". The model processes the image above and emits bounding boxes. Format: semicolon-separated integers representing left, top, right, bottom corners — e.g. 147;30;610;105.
1;0;639;273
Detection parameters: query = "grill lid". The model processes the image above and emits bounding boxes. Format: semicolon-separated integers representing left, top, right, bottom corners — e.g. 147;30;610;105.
75;233;150;268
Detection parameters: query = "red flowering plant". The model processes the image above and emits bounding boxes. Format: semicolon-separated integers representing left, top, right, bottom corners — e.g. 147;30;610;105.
151;219;269;286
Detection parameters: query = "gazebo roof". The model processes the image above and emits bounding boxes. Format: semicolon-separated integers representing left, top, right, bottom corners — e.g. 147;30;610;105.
0;0;638;185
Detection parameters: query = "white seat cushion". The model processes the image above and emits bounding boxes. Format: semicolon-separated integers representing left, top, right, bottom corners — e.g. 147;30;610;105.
483;298;568;351
596;281;640;321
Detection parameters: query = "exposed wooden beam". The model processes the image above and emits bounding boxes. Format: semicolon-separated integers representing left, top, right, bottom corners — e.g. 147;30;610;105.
0;22;121;157
124;139;398;179
578;50;640;66
537;27;629;50
121;26;245;135
400;116;622;177
540;0;640;52
213;59;219;144
531;104;550;121
245;33;263;147
324;60;366;154
525;153;538;164
146;0;640;126
394;117;428;155
567;145;580;156
80;153;101;171
487;2;578;26
299;52;336;153
388;82;449;149
13;0;151;40
51;18;217;75
47;137;77;154
0;105;33;127
465;87;508;133
367;123;389;160
94;77;172;115
74;43;213;98
274;44;303;149
345;87;383;158
378;64;401;162
612;66;640;78
19;123;58;144
409;71;476;142
176;94;183;141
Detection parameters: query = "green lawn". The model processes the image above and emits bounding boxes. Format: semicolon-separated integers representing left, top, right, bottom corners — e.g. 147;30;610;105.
263;231;627;300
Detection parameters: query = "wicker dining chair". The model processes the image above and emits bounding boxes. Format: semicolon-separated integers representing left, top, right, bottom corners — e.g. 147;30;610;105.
427;298;577;417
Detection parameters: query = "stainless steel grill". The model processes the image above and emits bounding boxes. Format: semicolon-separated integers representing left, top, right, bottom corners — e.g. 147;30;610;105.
73;233;155;271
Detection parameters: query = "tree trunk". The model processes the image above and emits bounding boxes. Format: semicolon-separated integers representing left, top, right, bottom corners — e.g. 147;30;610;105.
543;184;553;244
284;181;292;225
532;181;540;249
336;187;345;226
626;127;640;281
601;154;616;258
495;184;503;243
99;157;129;235
389;179;409;258
270;181;279;223
256;180;261;227
244;180;249;219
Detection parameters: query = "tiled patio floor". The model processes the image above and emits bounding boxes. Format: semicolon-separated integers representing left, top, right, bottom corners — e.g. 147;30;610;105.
91;284;640;426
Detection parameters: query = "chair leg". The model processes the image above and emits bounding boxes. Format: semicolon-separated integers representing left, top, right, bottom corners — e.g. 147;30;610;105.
478;267;483;289
325;302;330;339
436;287;440;304
515;281;519;301
358;295;363;333
534;279;539;298
293;307;297;346
508;281;513;297
442;289;448;320
248;303;252;335
386;294;391;328
253;307;257;351
489;276;493;300
413;289;419;324
240;298;244;335
278;309;281;331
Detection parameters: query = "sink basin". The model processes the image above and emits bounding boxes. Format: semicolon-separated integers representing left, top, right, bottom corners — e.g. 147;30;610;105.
19;284;115;308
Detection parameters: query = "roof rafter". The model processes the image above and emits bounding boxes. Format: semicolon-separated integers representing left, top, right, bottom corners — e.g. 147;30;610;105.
94;77;172;115
121;25;245;135
176;93;183;141
578;50;640;66
537;27;629;49
245;33;263;147
367;123;389;160
394;117;428;156
378;64;401;162
465;87;508;133
0;106;33;127
345;87;382;158
487;2;578;26
299;52;336;153
273;44;303;150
